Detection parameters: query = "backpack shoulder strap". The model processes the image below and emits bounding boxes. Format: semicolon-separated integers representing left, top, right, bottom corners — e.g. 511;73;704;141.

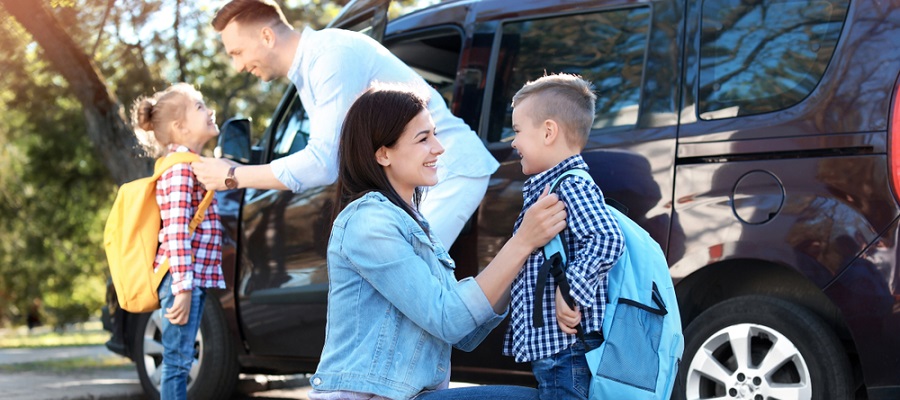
548;168;594;194
533;169;594;329
153;152;200;179
151;152;213;235
542;168;595;262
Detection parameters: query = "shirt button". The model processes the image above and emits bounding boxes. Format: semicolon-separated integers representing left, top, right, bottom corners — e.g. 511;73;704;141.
312;377;322;386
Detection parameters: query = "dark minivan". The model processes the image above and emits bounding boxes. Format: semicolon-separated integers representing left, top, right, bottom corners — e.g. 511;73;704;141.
103;0;900;399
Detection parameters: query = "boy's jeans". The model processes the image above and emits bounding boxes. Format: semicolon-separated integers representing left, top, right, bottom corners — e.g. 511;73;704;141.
157;272;206;400
531;334;604;400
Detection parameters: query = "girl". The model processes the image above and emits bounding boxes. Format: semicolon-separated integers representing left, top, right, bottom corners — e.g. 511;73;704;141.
131;83;226;400
308;85;567;399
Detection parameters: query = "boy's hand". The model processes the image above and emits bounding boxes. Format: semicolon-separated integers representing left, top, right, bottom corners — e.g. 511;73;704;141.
518;185;567;249
165;291;192;325
556;286;581;335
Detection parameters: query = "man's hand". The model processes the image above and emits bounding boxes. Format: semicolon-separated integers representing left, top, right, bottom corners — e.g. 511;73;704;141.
556;286;581;335
517;185;567;250
191;157;238;191
165;291;192;325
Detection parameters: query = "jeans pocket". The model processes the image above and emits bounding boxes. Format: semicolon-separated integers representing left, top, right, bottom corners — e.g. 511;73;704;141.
596;301;663;392
573;363;590;398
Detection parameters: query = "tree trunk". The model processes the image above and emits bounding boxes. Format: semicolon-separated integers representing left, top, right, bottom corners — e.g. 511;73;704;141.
174;0;188;82
0;0;151;185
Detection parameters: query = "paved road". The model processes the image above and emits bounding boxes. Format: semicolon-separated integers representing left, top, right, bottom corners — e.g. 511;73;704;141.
0;345;482;399
0;345;313;400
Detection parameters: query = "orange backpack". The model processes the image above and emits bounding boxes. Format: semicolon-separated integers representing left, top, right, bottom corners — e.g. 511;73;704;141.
103;153;214;313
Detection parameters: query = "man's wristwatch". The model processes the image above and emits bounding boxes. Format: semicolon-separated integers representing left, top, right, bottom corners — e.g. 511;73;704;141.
225;166;239;190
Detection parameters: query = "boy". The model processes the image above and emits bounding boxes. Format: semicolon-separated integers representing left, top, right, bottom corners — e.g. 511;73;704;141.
503;73;625;399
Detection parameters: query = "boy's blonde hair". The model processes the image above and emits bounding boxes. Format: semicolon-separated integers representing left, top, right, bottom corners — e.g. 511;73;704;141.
512;73;596;149
130;83;200;158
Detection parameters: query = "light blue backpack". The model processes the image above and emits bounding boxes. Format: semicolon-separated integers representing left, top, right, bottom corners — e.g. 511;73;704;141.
534;168;684;399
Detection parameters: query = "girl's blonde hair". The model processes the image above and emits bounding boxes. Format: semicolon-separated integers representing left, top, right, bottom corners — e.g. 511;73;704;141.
130;83;201;158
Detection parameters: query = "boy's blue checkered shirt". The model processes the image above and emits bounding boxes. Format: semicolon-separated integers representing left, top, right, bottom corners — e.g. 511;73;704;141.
503;155;625;363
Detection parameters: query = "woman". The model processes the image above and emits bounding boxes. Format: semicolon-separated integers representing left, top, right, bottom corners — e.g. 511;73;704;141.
308;85;567;399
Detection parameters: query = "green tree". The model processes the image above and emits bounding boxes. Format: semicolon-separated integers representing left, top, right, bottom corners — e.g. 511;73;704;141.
0;0;435;327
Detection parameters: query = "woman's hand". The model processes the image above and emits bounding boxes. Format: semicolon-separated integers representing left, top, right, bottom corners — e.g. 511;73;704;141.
517;185;567;250
475;186;566;311
556;286;581;335
191;157;238;191
165;291;192;325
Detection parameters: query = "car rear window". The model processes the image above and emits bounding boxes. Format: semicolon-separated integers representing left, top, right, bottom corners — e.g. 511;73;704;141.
488;6;651;143
698;0;850;119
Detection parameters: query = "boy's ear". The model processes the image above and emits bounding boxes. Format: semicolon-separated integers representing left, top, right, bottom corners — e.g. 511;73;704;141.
375;146;391;167
543;119;560;145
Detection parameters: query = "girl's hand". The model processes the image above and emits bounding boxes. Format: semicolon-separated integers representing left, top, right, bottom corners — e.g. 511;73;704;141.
165;291;192;325
556;286;581;335
518;185;567;250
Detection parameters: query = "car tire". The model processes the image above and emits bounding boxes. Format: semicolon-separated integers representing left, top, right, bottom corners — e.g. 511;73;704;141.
675;295;852;400
132;296;240;400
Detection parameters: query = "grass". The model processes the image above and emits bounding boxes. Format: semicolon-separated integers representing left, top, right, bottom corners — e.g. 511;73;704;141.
0;320;110;349
0;356;133;373
0;319;133;374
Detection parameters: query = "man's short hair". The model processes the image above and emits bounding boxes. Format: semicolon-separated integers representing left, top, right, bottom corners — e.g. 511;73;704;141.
212;0;290;32
512;73;596;149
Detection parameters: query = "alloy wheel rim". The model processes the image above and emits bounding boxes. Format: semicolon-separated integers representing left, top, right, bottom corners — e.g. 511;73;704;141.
686;323;811;400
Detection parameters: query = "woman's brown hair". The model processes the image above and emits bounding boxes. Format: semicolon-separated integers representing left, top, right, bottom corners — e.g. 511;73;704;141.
333;85;430;234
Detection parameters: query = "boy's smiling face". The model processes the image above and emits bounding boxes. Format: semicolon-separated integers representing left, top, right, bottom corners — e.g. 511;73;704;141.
511;97;550;175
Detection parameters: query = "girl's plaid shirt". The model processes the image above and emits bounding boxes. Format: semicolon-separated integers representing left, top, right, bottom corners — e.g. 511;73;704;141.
154;145;226;295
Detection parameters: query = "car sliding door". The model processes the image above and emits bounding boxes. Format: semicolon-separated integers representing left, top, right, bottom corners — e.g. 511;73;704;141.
450;0;684;380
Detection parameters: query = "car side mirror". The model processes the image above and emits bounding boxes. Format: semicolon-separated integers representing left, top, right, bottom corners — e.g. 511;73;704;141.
216;118;253;164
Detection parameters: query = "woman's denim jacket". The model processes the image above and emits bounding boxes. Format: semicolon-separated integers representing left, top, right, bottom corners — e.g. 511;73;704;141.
310;192;505;399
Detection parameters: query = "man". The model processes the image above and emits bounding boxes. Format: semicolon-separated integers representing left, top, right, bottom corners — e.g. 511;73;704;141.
192;0;499;247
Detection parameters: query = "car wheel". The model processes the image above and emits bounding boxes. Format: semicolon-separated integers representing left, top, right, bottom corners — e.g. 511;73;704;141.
132;297;240;400
675;295;852;400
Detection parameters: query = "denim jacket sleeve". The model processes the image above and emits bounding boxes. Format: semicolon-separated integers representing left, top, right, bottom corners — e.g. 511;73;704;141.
453;304;506;352
339;198;502;345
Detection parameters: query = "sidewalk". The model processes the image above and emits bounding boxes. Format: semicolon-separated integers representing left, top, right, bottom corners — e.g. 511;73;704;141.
0;367;145;400
0;343;477;399
0;345;145;400
0;345;313;399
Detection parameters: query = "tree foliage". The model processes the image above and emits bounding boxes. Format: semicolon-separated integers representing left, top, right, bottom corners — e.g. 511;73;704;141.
0;0;433;327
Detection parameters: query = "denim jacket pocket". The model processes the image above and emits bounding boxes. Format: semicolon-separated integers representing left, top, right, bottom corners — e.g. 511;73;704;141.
436;248;455;271
410;228;456;271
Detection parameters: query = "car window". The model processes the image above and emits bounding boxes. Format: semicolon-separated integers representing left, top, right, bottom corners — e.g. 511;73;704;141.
487;7;651;143
271;96;310;160
386;29;463;109
698;0;850;120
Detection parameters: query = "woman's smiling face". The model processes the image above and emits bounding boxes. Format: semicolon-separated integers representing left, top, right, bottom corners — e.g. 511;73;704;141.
379;109;444;204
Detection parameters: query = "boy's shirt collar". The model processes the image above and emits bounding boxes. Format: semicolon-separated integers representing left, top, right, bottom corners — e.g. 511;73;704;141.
523;154;589;197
